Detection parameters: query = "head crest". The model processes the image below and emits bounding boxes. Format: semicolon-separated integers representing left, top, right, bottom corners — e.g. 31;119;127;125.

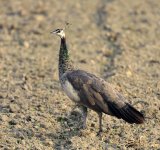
63;21;71;30
50;22;72;38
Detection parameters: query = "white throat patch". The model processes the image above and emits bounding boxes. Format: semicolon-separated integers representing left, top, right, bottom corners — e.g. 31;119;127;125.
58;30;65;38
62;80;80;102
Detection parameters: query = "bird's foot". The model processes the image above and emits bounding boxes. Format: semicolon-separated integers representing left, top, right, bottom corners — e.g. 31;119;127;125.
81;106;87;130
82;122;87;130
72;104;79;111
97;129;103;136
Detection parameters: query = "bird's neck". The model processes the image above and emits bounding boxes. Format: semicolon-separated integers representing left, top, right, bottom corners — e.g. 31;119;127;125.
59;37;73;78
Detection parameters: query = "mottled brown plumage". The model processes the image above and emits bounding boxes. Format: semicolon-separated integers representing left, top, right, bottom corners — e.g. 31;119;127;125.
64;70;144;123
51;28;145;133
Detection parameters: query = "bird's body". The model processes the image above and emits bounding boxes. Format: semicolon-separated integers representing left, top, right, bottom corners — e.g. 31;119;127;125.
51;28;145;133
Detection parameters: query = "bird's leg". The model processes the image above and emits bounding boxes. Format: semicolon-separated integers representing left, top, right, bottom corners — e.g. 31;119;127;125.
97;112;103;135
80;106;88;129
71;103;80;111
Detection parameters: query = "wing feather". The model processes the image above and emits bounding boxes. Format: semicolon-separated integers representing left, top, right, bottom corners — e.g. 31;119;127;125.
65;70;144;124
66;70;124;114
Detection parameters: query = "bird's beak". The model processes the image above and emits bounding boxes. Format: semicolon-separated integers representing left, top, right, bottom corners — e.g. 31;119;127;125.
50;30;57;34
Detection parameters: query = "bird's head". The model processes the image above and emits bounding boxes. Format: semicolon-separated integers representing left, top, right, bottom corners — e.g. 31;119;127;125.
51;29;65;38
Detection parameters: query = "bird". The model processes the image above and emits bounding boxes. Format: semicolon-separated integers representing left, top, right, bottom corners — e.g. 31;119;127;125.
51;28;145;133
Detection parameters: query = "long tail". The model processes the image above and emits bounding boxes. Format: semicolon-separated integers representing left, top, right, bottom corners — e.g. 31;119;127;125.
108;103;145;124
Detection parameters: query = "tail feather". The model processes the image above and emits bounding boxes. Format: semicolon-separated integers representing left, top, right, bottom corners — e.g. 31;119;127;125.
108;102;145;124
120;107;137;123
124;104;145;124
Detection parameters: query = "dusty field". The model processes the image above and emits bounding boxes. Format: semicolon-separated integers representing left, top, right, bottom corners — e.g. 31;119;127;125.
0;0;160;149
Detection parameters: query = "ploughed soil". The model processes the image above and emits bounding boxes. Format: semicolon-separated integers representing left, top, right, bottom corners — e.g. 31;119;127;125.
0;0;159;149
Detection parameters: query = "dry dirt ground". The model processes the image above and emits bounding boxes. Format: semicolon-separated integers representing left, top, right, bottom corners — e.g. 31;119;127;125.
0;0;160;149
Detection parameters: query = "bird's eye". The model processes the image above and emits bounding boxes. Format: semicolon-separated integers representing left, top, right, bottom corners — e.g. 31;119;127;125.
56;29;60;33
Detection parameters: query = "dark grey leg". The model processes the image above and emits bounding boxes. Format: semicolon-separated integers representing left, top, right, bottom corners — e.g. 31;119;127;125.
81;106;88;129
97;112;103;134
72;103;79;111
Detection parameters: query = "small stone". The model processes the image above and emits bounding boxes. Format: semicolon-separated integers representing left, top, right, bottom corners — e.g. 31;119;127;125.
44;139;53;146
0;115;9;121
26;116;32;122
34;125;39;129
21;102;29;110
79;59;87;64
15;124;22;129
91;60;96;64
9;104;20;113
23;41;30;48
40;121;52;129
9;119;17;125
35;15;45;21
21;140;26;145
103;50;113;57
89;132;96;138
91;123;95;127
126;70;132;77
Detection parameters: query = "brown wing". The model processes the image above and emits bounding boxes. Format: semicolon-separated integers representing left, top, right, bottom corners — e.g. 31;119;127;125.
66;70;144;124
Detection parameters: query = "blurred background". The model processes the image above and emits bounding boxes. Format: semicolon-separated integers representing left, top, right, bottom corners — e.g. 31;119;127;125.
0;0;159;149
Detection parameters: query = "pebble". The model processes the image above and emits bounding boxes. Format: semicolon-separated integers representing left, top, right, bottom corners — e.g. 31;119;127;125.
9;119;17;125
0;115;9;122
21;140;26;145
79;59;87;64
9;104;20;113
15;124;22;129
23;41;30;48
126;70;132;77
103;49;113;57
40;121;52;129
44;139;53;146
35;15;45;21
